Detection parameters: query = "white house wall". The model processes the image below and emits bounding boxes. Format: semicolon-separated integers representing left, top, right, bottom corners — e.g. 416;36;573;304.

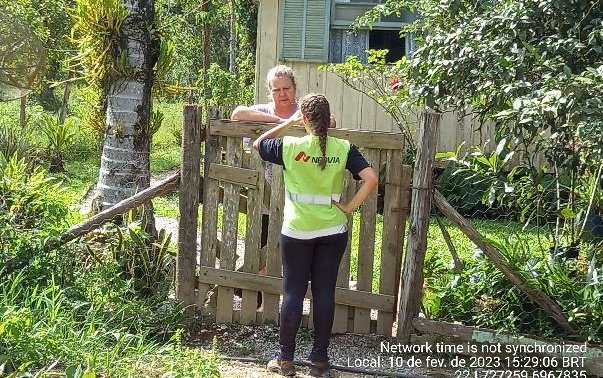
255;0;497;154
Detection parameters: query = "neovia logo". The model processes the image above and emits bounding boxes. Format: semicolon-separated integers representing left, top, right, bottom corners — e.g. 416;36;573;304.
294;151;311;162
294;151;340;164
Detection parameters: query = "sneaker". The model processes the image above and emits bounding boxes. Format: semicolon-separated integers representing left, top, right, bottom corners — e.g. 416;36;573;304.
309;361;330;377
267;358;296;376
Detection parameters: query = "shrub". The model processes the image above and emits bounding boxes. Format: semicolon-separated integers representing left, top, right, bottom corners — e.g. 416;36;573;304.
84;220;176;299
0;155;67;232
0;155;82;291
0;271;212;377
0;123;39;163
426;237;603;342
40;114;77;172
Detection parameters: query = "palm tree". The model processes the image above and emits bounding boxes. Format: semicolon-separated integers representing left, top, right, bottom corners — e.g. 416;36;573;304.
94;0;158;234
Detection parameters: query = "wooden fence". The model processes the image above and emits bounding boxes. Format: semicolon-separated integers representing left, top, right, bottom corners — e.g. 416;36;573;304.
177;105;412;336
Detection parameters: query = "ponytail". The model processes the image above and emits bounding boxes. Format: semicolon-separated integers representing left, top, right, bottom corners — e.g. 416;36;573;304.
300;93;330;170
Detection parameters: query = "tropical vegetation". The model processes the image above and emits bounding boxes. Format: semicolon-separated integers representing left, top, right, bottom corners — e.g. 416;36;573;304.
1;0;603;375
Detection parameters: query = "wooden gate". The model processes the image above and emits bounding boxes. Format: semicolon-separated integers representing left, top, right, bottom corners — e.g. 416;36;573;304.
179;107;411;336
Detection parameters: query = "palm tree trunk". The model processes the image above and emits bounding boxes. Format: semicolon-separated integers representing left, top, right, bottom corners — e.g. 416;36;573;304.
95;0;158;236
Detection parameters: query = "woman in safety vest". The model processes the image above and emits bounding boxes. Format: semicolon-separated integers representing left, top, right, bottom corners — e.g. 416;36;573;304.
253;93;378;377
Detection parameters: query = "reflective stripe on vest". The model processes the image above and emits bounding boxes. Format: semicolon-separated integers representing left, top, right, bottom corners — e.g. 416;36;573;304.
281;135;350;232
285;191;341;205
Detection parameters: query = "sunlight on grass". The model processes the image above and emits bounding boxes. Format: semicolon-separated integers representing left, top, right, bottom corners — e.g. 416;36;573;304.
426;217;552;263
151;103;182;174
154;193;181;219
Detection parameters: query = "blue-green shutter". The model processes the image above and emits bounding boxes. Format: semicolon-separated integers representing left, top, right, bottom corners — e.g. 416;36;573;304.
280;0;330;62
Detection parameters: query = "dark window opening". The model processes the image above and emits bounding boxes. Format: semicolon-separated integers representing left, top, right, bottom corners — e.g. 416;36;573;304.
368;30;405;63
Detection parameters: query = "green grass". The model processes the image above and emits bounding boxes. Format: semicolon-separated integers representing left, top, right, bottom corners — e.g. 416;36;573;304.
347;214;550;292
3;98;551;293
0;271;220;377
154;193;182;218
428;217;551;260
152;193;550;293
0;98;184;211
151;102;183;174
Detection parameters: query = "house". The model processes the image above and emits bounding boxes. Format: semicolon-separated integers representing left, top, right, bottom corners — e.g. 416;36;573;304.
254;0;496;152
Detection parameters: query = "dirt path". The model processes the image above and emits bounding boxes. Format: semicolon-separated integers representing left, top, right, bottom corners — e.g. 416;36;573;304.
189;322;449;378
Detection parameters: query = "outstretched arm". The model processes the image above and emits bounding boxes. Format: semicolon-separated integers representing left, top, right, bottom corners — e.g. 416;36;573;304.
333;167;378;214
252;111;302;150
231;105;284;123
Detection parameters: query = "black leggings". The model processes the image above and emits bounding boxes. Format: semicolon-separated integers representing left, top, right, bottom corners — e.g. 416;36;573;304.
278;231;348;363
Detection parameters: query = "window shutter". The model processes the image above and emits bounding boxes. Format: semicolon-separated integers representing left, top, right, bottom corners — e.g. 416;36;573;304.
280;0;329;62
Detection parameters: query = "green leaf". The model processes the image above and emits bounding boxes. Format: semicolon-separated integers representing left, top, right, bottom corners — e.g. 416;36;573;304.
559;208;575;219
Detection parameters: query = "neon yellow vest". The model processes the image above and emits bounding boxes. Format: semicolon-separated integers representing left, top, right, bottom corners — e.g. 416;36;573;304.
282;135;350;231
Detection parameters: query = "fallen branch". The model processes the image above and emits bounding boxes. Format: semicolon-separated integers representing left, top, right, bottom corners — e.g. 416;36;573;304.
45;171;181;252
435;216;463;272
433;189;580;334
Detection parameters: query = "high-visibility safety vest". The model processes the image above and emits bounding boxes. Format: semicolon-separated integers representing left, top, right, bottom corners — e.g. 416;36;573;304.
282;135;350;232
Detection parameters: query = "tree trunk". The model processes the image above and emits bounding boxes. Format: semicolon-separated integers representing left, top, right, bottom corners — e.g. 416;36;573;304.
229;0;237;75
59;79;72;124
95;0;158;236
19;96;26;128
202;0;211;100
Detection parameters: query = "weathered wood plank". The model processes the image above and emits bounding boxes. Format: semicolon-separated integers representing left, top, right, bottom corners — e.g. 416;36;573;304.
435;216;463;271
324;72;344;129
216;137;242;324
254;0;279;103
263;165;284;324
397;111;441;341
359;82;377;132
177;105;201;319
209;120;405;150
307;62;324;94
47;171;179;252
240;150;264;324
354;148;379;334
333;172;355;333
340;85;362;130
198;266;395;311
308;301;314;330
199;123;221;309
208;163;259;188
377;150;404;336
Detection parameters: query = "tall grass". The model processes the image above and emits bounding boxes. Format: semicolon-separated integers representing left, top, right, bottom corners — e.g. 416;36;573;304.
0;146;220;377
0;273;221;377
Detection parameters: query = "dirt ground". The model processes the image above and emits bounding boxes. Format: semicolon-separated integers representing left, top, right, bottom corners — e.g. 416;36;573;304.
187;321;453;378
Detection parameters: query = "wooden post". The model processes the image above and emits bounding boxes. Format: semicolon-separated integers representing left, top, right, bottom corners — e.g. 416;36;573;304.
432;189;580;334
397;111;441;341
378;159;412;336
177;104;202;320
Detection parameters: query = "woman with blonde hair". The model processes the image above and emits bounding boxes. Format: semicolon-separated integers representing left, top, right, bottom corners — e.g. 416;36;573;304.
232;64;299;124
231;65;300;308
253;93;378;376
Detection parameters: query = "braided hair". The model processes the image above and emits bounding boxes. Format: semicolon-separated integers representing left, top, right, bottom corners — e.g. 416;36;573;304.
300;93;331;170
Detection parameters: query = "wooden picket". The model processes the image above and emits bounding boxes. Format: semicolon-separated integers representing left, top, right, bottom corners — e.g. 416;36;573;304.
183;114;411;336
